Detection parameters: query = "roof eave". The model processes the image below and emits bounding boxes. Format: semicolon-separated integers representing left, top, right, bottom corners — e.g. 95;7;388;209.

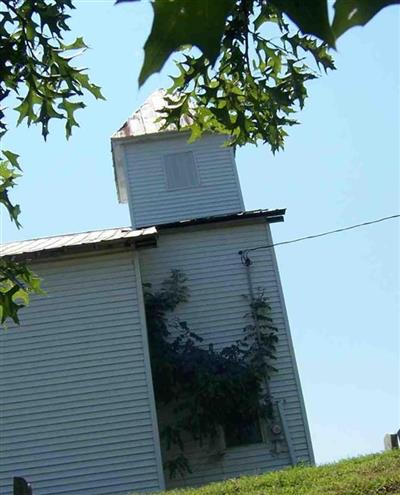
145;208;286;231
1;232;158;262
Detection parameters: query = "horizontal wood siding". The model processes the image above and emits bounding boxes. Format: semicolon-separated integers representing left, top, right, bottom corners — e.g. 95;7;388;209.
0;252;163;495
122;134;244;228
139;221;312;489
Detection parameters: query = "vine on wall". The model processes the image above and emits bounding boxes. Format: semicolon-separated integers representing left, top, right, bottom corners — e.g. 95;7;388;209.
143;270;278;478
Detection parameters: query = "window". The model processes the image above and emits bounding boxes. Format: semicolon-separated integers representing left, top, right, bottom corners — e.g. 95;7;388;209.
224;418;264;448
164;151;200;190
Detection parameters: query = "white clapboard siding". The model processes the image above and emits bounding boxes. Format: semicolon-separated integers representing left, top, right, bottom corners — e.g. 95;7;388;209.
121;133;244;228
0;251;164;495
139;220;313;489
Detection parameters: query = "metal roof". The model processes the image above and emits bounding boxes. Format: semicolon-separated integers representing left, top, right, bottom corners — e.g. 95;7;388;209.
112;89;192;140
0;226;157;258
0;209;285;259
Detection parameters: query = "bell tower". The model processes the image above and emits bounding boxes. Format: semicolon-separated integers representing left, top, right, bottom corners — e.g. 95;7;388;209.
111;91;244;229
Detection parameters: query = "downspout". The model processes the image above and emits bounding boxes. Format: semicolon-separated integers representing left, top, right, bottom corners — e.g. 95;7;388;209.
239;250;297;466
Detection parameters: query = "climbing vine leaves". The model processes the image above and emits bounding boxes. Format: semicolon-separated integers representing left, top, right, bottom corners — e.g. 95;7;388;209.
144;270;279;478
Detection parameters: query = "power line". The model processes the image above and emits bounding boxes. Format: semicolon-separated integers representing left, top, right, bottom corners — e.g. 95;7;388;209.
239;214;400;262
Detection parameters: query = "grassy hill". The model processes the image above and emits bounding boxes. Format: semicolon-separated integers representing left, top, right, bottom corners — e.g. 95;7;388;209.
153;450;400;495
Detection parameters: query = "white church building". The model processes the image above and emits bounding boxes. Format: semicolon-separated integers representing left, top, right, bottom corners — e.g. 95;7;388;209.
0;92;313;495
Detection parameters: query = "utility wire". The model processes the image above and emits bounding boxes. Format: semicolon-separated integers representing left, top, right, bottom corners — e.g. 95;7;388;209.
239;214;400;262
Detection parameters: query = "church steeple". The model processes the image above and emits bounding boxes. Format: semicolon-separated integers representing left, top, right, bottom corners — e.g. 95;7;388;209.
111;90;244;229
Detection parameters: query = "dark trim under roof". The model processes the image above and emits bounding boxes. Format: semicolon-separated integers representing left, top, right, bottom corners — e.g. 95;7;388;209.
152;208;286;231
2;209;285;262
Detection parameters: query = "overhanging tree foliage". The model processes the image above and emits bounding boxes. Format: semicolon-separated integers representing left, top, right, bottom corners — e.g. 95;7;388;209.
0;0;103;324
163;3;335;151
118;0;398;149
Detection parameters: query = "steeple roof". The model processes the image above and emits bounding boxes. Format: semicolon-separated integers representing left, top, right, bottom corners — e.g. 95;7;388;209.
111;90;193;203
112;89;192;139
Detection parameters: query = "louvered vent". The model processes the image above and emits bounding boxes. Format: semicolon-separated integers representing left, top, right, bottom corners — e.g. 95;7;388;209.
164;151;200;190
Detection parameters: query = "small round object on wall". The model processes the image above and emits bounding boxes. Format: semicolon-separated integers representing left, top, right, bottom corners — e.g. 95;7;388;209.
271;424;282;435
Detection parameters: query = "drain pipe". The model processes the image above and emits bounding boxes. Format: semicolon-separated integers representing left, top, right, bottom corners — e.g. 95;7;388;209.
239;250;297;466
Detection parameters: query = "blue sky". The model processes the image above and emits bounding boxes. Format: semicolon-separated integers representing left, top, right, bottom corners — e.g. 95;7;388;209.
1;1;399;465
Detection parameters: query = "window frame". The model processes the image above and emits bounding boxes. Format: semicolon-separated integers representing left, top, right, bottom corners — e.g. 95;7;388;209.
220;416;268;451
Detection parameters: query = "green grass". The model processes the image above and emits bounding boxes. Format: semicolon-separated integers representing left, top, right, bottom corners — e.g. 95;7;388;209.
152;450;400;495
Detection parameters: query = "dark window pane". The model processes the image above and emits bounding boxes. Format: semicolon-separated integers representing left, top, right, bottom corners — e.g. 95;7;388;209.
224;420;263;448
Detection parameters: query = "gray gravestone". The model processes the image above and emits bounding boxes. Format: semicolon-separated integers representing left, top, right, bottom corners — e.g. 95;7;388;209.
384;433;399;450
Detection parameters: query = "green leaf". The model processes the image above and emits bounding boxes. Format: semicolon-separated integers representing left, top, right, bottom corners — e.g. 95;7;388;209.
14;89;41;126
2;151;20;170
58;100;86;138
138;0;235;86
12;289;30;306
74;72;105;100
271;0;336;47
60;36;88;50
0;259;43;327
333;0;399;38
0;157;22;228
0;190;21;228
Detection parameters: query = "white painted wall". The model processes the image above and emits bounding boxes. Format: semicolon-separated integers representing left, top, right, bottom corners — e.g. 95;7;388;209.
0;251;164;495
120;133;244;228
0;220;312;493
139;219;313;489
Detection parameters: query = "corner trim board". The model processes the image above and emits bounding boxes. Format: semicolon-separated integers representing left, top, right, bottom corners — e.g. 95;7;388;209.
133;250;166;490
229;146;245;211
265;223;315;464
119;142;139;230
